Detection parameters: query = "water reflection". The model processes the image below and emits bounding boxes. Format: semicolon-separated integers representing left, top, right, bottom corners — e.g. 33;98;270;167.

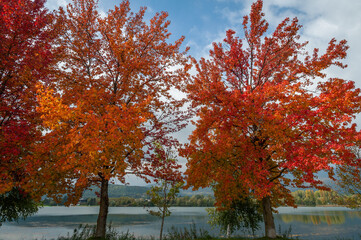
279;210;361;225
13;212;209;230
348;210;361;219
14;214;158;228
281;213;345;225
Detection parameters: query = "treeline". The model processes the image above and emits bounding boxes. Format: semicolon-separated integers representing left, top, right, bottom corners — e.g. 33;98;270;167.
42;190;359;207
43;194;215;207
109;195;215;207
290;189;360;206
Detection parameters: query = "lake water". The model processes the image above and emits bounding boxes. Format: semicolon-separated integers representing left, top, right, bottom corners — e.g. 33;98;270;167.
0;206;360;240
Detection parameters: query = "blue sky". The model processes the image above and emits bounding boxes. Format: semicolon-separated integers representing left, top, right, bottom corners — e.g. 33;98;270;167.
45;0;361;185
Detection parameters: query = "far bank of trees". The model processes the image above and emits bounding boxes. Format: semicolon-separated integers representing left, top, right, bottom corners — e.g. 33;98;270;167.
42;189;360;208
292;190;341;206
43;194;216;207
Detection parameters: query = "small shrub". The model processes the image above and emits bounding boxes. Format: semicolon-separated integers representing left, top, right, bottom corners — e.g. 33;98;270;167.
278;224;294;239
56;224;139;240
163;223;213;240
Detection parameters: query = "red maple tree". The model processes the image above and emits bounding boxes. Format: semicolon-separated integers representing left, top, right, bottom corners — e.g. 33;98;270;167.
183;0;361;238
35;0;191;237
0;0;58;195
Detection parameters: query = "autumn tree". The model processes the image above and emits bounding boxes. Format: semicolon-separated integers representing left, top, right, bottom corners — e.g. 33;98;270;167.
183;0;361;238
35;0;190;238
0;0;58;209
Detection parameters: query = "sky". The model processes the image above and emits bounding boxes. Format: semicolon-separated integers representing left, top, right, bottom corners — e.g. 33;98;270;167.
45;0;361;185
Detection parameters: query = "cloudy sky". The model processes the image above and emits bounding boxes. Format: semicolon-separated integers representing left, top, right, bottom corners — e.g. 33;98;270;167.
45;0;361;185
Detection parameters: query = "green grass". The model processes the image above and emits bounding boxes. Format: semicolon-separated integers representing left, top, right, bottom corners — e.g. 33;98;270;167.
51;224;297;240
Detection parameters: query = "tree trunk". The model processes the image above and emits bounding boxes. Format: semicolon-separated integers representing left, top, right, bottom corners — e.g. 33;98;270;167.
95;178;109;238
160;212;165;240
262;196;277;238
160;182;167;240
226;224;231;238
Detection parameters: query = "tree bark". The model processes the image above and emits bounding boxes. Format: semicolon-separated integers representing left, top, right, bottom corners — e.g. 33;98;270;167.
160;181;168;240
262;196;277;238
95;178;109;238
160;211;165;240
226;224;231;238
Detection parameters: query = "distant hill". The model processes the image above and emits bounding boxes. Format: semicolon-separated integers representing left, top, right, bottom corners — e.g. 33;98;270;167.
82;185;149;199
180;187;213;196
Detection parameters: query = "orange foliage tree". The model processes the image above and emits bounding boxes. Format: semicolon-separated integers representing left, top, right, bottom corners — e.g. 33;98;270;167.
0;0;58;195
35;0;190;238
183;0;361;238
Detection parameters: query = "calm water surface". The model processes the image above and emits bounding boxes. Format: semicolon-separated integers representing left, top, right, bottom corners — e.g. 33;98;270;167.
1;206;360;240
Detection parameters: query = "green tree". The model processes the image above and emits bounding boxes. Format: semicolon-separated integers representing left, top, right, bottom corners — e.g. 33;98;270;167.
304;190;316;206
148;181;183;240
146;145;183;240
0;187;40;226
336;146;361;208
87;198;97;206
207;197;262;238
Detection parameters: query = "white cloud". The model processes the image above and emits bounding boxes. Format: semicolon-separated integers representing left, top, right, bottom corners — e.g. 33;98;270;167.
45;0;69;9
304;18;339;39
99;9;107;18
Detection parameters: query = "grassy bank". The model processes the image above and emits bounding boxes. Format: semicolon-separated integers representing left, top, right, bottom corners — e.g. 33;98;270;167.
53;224;296;240
49;224;360;240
